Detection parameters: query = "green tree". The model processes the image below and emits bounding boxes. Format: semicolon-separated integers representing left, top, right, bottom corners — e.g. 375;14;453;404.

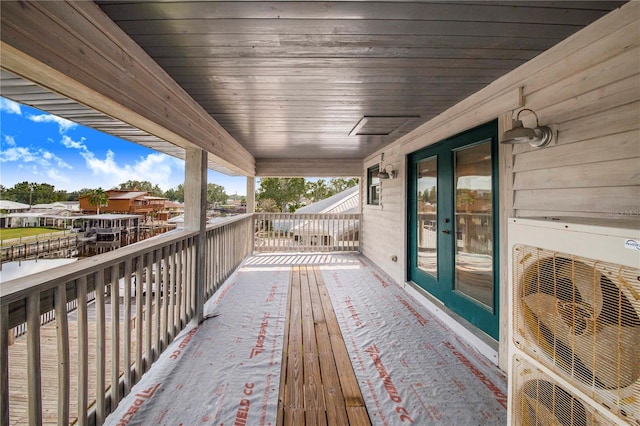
207;183;228;208
31;183;58;204
117;180;163;197
306;179;331;202
88;188;108;214
164;184;184;202
256;178;306;212
329;178;359;194
257;198;279;213
5;181;35;204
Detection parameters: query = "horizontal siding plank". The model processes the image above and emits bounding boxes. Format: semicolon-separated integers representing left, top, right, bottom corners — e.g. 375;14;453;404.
536;70;640;124
519;20;640;97
513;158;640;190
526;48;640;115
515;209;639;219
513;101;640;155
554;101;640;144
514;186;640;213
513;130;640;172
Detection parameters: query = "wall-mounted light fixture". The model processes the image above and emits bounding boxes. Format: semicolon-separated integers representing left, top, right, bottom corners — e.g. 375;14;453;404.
378;164;397;179
501;108;553;148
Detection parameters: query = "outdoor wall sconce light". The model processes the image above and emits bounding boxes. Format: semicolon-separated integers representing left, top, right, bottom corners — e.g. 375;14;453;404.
378;164;397;179
501;108;553;148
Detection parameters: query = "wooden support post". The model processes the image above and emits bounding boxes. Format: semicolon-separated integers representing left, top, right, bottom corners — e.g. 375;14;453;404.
185;147;207;324
246;177;256;254
246;177;255;214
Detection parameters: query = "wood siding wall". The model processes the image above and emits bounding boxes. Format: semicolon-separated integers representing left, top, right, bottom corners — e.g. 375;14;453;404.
361;2;639;371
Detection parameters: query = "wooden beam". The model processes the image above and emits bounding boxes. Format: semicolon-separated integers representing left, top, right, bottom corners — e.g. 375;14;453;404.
0;1;254;176
256;158;362;177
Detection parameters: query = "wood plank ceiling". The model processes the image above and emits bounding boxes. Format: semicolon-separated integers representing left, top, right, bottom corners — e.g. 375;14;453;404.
1;1;627;173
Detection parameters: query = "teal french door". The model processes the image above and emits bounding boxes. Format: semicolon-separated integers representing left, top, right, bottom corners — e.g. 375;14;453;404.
408;121;499;339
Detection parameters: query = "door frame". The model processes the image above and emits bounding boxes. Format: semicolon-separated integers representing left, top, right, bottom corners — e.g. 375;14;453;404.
407;120;500;340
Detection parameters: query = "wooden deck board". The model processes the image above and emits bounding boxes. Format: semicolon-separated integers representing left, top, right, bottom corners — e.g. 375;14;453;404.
8;302;145;426
279;265;371;426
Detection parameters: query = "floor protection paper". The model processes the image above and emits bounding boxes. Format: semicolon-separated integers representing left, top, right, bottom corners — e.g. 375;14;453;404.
106;265;290;426
320;258;507;425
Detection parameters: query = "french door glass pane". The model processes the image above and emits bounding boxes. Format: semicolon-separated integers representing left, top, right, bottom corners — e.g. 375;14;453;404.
454;142;493;308
417;157;437;277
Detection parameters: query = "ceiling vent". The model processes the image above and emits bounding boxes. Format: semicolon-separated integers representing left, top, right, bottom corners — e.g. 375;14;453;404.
349;116;419;136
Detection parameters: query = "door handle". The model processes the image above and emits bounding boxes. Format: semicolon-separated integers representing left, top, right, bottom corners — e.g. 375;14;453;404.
441;229;451;235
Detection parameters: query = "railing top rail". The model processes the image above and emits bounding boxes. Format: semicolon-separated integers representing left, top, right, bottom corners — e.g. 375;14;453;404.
205;213;252;231
0;228;193;306
1;214;254;305
254;212;360;216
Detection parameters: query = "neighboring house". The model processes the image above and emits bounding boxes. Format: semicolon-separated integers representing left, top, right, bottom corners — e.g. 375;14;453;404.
291;186;360;246
6;209;74;229
0;200;30;212
79;190;168;217
31;201;80;212
157;200;184;221
0;200;30;228
0;201;78;228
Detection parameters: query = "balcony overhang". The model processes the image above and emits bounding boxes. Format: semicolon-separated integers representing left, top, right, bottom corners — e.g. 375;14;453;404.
0;1;255;177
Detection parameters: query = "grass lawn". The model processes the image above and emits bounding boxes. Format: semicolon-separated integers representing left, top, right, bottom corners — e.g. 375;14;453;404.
0;227;65;241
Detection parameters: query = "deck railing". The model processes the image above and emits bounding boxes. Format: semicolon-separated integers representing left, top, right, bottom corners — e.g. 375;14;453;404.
0;214;253;425
253;212;360;252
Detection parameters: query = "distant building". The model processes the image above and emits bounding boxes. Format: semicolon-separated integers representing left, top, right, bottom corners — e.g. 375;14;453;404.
79;189;169;218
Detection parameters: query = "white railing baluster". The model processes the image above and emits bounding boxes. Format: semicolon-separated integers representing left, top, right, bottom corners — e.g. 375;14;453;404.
55;283;70;425
154;250;161;360
144;253;152;371
110;265;120;409
176;240;184;330
95;270;106;425
161;247;170;352
27;293;42;425
168;244;176;342
123;260;132;395
134;256;143;383
77;276;88;426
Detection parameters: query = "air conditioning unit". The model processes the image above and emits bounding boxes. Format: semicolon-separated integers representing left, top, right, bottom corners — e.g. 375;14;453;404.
507;218;640;426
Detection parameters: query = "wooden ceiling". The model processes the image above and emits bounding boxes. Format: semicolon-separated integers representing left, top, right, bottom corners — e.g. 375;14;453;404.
0;1;626;176
90;1;624;162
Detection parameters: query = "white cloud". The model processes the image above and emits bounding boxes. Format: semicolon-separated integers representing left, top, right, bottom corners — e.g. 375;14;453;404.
47;168;71;184
0;144;71;169
3;135;17;147
28;113;76;134
81;150;180;190
0;98;22;115
61;135;88;151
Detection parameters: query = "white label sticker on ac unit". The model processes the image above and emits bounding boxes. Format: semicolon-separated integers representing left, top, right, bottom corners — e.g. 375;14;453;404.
624;239;640;251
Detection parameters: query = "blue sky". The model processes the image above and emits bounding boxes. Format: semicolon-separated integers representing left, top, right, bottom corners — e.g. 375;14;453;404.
0;97;248;195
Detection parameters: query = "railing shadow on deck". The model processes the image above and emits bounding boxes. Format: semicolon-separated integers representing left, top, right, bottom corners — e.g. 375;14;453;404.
1;212;361;425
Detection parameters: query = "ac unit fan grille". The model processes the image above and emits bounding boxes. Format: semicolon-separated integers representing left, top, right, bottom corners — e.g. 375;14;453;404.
513;244;640;423
512;356;616;426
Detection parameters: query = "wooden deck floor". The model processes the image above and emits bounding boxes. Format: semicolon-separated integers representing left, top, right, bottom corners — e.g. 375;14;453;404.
8;254;507;425
279;265;370;426
7;303;141;425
